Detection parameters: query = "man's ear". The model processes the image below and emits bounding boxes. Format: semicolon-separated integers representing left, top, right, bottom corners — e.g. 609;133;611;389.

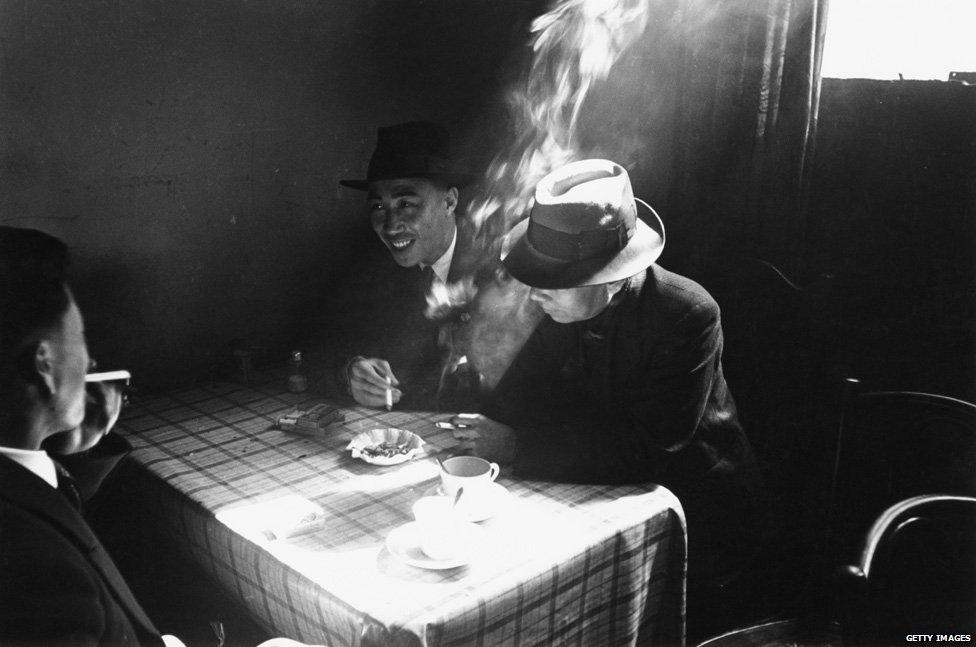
32;341;57;395
444;187;459;217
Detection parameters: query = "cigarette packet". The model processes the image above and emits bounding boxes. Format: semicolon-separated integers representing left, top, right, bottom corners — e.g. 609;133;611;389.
278;403;344;436
85;370;132;383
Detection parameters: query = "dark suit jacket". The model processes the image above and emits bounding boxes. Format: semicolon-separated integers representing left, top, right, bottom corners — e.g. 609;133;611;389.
483;265;764;586
0;455;163;647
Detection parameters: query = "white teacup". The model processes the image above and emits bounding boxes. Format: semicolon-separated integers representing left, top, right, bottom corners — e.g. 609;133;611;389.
411;496;466;560
439;456;500;503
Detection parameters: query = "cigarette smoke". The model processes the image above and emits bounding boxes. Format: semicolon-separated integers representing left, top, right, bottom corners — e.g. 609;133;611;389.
472;0;651;245
431;0;653;391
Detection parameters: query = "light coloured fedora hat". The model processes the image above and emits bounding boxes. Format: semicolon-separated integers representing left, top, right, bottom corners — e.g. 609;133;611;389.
503;159;665;289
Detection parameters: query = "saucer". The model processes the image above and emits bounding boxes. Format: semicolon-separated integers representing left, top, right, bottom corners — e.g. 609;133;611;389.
385;521;484;570
424;482;511;522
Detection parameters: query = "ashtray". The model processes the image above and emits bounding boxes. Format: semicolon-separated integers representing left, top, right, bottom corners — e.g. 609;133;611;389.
346;427;425;465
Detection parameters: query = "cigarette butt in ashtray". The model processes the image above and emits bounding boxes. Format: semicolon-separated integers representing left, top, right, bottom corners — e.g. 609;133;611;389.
385;376;393;411
85;370;132;384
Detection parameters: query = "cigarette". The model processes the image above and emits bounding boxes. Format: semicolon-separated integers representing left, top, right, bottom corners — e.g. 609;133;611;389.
385;376;393;411
435;421;469;430
85;370;132;384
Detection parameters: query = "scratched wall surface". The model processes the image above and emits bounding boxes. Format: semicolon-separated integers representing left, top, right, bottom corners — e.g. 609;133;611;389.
0;0;537;389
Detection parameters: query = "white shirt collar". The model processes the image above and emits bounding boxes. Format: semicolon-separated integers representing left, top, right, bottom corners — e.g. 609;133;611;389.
0;445;58;488
421;225;457;284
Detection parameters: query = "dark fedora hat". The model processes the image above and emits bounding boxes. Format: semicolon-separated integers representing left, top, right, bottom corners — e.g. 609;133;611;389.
339;121;475;190
503;159;665;289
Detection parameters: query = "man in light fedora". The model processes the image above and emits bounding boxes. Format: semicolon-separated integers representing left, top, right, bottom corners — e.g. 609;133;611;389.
451;159;764;634
332;121;488;410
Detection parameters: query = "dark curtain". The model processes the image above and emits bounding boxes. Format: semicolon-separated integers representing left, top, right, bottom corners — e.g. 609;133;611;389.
660;0;829;277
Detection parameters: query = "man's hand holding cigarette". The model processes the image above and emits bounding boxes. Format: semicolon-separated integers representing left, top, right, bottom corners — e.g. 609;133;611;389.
449;413;516;464
347;356;403;409
44;372;129;455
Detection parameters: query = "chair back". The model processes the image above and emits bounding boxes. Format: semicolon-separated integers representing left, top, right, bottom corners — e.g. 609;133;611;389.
825;380;976;560
695;618;841;647
836;495;976;645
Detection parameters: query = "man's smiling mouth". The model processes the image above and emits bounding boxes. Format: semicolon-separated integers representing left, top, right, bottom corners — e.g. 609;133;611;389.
389;239;414;250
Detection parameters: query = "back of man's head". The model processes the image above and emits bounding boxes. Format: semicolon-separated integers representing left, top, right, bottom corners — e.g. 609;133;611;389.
0;227;71;425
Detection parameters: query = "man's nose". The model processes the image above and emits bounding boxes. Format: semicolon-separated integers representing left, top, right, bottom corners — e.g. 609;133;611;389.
381;210;405;233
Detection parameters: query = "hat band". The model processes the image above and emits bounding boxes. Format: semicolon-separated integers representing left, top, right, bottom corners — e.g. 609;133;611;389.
367;153;452;179
526;220;628;263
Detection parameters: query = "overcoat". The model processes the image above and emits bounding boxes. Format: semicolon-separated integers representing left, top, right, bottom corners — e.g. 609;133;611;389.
484;264;764;586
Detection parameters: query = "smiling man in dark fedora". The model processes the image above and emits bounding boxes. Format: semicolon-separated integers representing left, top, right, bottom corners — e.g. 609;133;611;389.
334;121;486;410
450;159;764;635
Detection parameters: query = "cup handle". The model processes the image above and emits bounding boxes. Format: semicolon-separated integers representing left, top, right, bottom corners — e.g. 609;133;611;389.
488;462;500;481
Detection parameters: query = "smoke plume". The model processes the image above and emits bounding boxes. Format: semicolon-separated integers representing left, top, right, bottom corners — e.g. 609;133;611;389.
432;0;653;392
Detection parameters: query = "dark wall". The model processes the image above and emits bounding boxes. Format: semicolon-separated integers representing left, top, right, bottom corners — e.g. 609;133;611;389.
806;79;976;400
0;0;537;390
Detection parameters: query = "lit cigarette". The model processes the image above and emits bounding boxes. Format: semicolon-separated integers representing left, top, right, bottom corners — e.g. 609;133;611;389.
435;421;469;430
385;376;393;411
85;370;132;384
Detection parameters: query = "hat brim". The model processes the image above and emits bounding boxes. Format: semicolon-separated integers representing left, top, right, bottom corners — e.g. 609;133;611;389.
339;173;477;190
502;199;665;289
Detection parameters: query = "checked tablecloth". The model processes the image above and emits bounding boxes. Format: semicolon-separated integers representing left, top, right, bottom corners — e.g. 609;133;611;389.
114;374;687;647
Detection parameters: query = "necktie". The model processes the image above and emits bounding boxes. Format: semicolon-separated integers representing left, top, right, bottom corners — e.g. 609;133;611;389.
419;266;437;304
54;462;82;511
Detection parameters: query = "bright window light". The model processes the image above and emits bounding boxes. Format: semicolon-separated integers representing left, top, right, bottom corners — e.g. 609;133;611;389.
821;0;976;80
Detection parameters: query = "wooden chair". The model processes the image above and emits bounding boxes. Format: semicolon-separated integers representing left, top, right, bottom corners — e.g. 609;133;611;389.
834;494;976;646
823;379;976;564
692;364;975;645
695;618;841;647
698;495;976;647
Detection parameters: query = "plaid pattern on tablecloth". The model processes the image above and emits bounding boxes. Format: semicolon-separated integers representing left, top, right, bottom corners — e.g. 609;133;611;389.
115;372;687;647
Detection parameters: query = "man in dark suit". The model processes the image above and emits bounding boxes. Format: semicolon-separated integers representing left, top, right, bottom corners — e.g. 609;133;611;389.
0;226;172;646
448;160;765;634
0;228;325;647
335;122;493;411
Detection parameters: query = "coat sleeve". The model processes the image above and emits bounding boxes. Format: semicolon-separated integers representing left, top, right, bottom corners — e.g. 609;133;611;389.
492;300;723;484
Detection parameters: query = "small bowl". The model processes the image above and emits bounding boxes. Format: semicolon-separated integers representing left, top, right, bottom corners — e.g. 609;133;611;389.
346;427;425;465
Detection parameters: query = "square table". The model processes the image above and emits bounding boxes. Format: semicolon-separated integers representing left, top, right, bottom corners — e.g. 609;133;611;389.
114;372;687;646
